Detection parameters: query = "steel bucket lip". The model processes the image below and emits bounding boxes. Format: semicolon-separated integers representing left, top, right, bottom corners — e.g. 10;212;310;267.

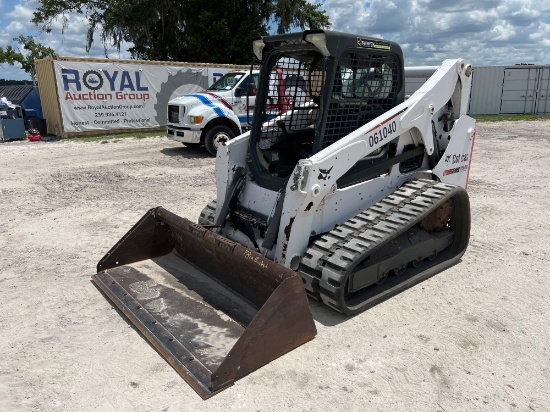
93;206;317;399
92;269;223;398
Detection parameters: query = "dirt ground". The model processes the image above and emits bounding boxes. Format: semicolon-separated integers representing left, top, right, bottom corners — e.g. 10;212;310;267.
0;121;549;411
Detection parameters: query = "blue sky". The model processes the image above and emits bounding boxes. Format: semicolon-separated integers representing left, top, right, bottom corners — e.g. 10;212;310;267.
1;0;550;80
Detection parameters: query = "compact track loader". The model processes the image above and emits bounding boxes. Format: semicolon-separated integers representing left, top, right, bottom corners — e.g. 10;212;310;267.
93;30;475;398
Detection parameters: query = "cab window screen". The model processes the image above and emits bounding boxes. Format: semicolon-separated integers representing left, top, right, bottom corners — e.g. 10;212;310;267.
322;52;399;148
254;51;325;178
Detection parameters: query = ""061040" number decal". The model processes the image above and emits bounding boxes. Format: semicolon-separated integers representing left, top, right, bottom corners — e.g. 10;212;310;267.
368;121;397;147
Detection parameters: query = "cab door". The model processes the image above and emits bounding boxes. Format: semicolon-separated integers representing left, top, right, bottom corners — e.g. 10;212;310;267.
235;73;259;126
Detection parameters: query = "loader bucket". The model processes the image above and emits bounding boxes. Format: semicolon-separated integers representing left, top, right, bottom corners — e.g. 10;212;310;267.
92;207;316;399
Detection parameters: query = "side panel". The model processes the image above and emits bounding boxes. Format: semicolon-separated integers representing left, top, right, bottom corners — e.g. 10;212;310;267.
535;67;550;114
215;132;250;219
500;67;538;114
432;116;476;188
34;58;65;136
468;66;505;115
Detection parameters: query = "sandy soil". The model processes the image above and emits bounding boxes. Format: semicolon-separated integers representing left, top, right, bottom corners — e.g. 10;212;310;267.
0;122;548;411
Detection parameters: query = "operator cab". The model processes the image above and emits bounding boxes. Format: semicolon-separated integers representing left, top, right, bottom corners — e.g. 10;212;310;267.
248;30;405;191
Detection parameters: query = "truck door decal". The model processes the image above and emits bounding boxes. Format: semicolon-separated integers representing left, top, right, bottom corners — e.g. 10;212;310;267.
204;92;233;110
188;94;225;117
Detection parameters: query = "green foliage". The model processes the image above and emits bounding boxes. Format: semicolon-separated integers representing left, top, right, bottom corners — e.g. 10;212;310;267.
110;0;272;63
32;0;330;63
0;45;21;66
0;36;55;82
274;0;331;34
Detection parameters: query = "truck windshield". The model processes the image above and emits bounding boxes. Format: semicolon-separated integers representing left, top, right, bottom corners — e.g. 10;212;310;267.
208;73;246;91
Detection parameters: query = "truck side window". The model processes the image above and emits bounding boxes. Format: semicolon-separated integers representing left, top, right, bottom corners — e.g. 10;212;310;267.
241;74;259;96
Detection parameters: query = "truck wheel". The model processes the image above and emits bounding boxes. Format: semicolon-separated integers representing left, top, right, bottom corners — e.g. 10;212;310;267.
205;126;234;156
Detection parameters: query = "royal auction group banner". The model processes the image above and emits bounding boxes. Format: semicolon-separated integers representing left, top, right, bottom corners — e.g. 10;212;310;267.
53;61;233;133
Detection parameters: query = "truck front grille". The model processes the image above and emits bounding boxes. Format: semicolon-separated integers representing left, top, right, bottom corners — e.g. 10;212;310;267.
168;105;180;123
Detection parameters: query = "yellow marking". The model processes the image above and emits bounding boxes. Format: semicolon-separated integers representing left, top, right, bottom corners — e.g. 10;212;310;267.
243;250;268;269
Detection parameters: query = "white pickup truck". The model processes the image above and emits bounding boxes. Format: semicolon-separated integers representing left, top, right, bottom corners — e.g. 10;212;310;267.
166;69;306;155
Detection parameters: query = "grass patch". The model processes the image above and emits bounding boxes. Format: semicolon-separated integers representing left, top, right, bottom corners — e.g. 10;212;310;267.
67;131;163;143
474;114;550;122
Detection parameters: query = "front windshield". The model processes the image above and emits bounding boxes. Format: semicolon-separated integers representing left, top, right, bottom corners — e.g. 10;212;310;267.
208;72;245;91
251;49;324;183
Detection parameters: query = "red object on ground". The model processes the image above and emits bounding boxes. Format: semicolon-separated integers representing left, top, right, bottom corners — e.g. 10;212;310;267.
27;129;42;141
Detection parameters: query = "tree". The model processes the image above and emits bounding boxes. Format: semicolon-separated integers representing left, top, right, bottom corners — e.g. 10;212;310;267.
0;45;21;67
32;0;330;63
0;36;55;84
274;0;330;34
105;0;273;63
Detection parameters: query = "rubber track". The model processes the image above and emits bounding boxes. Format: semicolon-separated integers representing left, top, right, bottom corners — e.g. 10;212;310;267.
299;179;460;313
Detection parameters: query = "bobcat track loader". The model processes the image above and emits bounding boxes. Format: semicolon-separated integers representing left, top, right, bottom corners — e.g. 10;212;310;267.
92;30;475;398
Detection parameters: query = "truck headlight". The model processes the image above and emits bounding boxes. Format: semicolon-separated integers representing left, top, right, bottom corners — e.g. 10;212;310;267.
190;115;204;124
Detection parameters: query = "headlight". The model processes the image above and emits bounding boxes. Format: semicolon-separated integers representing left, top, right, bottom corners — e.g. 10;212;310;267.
190;115;204;124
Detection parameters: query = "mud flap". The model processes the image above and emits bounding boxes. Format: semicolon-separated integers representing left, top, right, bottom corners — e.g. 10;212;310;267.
92;207;316;399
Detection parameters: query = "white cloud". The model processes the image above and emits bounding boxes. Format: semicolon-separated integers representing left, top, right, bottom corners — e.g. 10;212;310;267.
0;0;134;80
36;14;132;59
511;6;540;22
490;22;516;40
3;0;550;80
320;0;550;65
5;21;26;33
6;3;34;20
529;22;550;41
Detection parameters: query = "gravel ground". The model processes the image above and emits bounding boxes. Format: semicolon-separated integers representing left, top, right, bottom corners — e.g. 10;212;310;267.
0;121;548;411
